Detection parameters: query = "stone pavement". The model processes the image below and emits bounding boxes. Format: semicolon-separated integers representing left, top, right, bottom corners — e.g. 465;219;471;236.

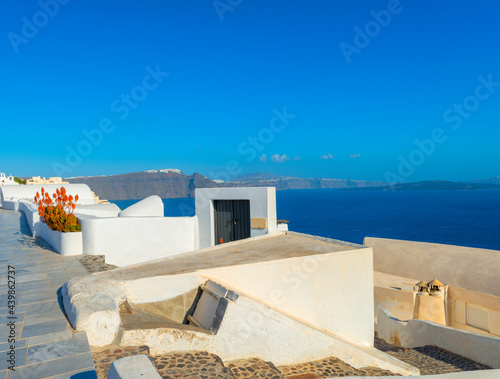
76;255;117;274
374;335;492;375
92;348;399;378
277;357;397;378
0;209;96;378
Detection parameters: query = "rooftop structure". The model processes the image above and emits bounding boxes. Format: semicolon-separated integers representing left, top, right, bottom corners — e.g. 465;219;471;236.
0;172;18;186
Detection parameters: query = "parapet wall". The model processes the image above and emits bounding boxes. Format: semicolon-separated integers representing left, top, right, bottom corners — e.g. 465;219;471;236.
376;309;500;369
80;216;199;267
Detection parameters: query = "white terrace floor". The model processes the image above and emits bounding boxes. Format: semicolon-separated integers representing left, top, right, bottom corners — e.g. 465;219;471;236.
0;209;96;379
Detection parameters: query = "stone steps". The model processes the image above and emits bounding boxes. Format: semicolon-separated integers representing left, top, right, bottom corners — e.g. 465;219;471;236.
91;347;399;378
227;357;283;378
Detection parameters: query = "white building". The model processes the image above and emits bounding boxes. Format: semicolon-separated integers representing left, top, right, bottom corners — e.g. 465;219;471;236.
0;172;19;186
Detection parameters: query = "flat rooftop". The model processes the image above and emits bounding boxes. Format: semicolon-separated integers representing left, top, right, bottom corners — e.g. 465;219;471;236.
374;271;420;290
101;232;364;281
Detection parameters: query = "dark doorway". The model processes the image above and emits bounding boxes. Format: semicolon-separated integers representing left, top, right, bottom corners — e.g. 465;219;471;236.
214;200;250;245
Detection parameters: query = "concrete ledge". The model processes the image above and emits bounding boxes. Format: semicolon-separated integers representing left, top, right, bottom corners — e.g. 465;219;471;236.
290;231;365;249
376;309;500;368
108;355;161;379
62;275;128;346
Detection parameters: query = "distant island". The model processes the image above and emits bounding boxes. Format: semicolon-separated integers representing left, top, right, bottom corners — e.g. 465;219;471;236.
65;170;500;200
343;180;500;192
65;170;387;200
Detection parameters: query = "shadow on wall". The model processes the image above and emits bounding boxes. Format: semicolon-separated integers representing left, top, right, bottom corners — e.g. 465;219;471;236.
18;211;32;237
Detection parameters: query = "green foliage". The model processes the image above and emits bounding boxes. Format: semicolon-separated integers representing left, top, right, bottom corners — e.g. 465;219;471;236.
14;177;26;185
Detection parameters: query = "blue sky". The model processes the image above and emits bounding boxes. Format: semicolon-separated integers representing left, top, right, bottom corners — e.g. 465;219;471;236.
1;0;499;182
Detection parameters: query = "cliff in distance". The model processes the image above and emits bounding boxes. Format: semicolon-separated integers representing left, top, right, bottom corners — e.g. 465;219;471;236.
66;169;219;200
65;170;387;200
225;172;387;190
65;170;498;200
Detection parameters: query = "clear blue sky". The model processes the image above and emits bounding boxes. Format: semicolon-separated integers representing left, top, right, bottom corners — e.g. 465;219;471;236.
1;0;499;182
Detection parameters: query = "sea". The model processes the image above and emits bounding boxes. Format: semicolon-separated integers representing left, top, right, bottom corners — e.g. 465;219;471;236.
110;189;500;251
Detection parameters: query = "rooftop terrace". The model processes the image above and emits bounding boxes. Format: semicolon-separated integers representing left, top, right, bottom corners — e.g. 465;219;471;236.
99;231;363;281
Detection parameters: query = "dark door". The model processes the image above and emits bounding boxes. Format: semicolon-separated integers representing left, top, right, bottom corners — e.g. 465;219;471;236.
214;200;250;245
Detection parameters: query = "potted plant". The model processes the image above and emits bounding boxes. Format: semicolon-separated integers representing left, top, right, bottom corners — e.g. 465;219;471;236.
34;187;83;255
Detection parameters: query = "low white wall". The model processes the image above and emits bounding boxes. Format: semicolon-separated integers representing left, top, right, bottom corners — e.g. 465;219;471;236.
18;201;41;236
0;184;95;205
195;187;279;249
199;248;375;348
80;216;198;267
1;200;19;211
376;309;500;368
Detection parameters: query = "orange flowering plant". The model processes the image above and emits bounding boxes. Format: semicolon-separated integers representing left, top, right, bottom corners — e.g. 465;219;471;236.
34;187;81;233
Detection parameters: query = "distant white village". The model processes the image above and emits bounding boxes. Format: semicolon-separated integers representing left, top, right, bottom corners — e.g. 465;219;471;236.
0;170;499;378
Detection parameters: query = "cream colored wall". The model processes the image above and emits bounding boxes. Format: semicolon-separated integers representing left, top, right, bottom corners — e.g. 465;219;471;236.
199;248;375;347
447;286;500;337
374;286;414;322
375;282;500;337
365;237;500;297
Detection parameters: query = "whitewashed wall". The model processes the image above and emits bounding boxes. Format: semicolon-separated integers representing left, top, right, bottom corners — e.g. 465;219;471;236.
199;247;375;347
195;187;279;249
80;216;199;267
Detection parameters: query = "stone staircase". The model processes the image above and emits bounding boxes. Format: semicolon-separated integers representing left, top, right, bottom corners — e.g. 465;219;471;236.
91;347;397;378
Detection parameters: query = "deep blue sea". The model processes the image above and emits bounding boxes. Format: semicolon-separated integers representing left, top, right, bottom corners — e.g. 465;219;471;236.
111;189;500;251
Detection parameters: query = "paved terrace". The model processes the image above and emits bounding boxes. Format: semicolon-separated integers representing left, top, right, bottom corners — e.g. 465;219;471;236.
98;231;360;282
0;209;96;378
